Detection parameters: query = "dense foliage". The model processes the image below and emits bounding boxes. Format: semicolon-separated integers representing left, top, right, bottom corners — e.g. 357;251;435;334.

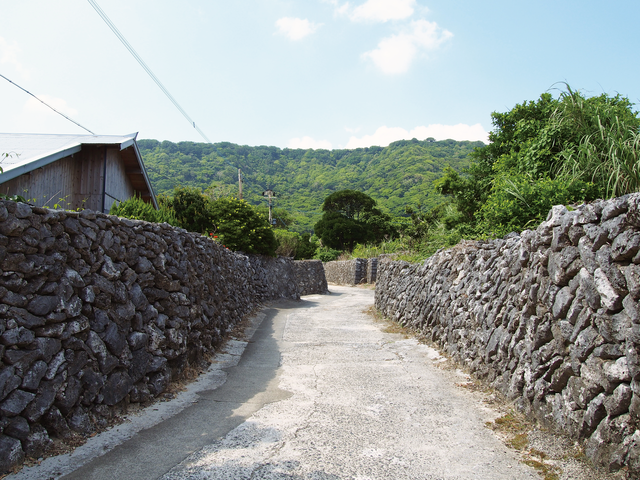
314;190;395;251
435;85;640;238
208;197;278;256
138;138;480;232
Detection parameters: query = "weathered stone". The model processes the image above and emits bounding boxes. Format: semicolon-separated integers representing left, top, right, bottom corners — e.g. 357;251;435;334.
603;357;631;384
129;382;152;403
572;326;600;362
605;383;632;417
67;350;89;377
34;323;65;338
102;322;127;356
100;256;120;281
0;434;24;473
26;295;59;316
102;371;132;406
611;229;640;261
625;264;640;299
42;406;70;438
549;361;574;392
86;331;118;374
55;376;82;415
602;214;628;240
0;389;36;417
0;367;22;402
36;337;62;363
127;332;148;351
129;349;152;383
4;415;29;440
90;308;110;333
78;368;104;405
68;406;93;434
1;326;35;347
148;371;169;396
44;350;66;381
593;343;624;360
594;268;624;311
552;286;574;319
581;392;607;438
22;424;52;458
129;283;148;310
23;380;57;422
21;360;48;391
112;302;135;325
136;256;153;274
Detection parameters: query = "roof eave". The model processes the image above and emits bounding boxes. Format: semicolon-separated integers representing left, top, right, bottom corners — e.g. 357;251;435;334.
0;144;82;184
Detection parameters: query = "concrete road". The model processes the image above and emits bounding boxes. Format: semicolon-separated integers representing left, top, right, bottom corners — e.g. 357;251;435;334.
14;285;538;479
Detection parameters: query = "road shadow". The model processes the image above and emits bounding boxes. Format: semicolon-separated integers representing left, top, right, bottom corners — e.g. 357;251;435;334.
61;303;298;480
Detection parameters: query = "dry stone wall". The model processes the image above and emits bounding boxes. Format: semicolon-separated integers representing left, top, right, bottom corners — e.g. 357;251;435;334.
375;194;640;475
293;260;328;296
0;200;327;473
323;258;368;285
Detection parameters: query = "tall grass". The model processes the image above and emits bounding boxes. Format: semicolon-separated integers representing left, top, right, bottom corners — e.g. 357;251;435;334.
555;87;640;198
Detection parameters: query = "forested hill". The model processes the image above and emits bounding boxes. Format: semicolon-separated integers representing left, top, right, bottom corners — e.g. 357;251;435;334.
138;138;483;231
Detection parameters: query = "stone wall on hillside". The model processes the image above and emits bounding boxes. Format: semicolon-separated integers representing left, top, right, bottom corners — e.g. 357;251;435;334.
375;194;640;475
0;200;327;473
323;258;368;285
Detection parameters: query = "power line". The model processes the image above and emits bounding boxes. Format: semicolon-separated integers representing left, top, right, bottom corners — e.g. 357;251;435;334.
87;0;211;143
0;73;95;135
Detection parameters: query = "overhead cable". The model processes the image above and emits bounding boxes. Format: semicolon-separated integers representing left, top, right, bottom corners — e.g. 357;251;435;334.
87;0;211;143
0;73;95;135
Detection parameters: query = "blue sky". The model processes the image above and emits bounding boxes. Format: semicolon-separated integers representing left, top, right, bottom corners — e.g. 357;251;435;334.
1;0;639;149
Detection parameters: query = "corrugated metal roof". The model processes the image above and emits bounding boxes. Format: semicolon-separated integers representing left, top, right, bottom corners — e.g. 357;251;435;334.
0;133;138;179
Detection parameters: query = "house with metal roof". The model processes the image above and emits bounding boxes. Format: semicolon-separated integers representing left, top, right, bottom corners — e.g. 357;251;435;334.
0;133;157;213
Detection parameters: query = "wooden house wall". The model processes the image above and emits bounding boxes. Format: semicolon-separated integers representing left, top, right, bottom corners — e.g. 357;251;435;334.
0;145;136;213
104;147;134;213
0;155;77;209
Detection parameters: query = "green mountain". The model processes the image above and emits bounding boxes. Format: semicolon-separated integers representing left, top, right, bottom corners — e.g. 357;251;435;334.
138;138;483;232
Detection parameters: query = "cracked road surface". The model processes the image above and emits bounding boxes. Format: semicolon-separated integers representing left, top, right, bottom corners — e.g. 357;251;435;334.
18;285;540;479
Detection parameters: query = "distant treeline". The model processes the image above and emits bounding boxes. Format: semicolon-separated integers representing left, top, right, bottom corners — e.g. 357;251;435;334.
138;137;482;232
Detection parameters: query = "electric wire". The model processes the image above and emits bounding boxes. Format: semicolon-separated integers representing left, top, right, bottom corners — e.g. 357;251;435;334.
0;73;95;135
87;0;211;143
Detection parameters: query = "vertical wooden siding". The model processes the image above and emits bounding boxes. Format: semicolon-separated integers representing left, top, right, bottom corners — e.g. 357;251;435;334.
0;145;135;212
104;147;134;213
0;155;77;208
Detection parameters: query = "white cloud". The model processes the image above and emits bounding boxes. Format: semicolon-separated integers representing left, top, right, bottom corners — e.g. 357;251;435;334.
288;136;333;150
345;124;488;149
275;17;322;41
350;0;416;22
0;37;30;79
362;19;452;74
24;95;79;117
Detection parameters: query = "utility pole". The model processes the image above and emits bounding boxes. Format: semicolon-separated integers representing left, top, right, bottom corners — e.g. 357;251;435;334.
238;169;243;200
262;190;276;225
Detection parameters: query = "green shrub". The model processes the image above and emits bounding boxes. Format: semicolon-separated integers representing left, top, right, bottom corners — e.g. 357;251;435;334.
295;233;319;260
274;230;301;257
208;197;277;256
314;247;342;262
110;195;179;226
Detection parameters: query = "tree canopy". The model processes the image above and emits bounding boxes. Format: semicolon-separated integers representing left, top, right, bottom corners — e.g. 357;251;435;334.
137;138;481;232
314;190;395;251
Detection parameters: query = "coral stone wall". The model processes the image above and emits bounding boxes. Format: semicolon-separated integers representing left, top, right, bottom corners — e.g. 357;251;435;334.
375;194;640;475
0;200;327;472
323;258;368;285
293;260;328;296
